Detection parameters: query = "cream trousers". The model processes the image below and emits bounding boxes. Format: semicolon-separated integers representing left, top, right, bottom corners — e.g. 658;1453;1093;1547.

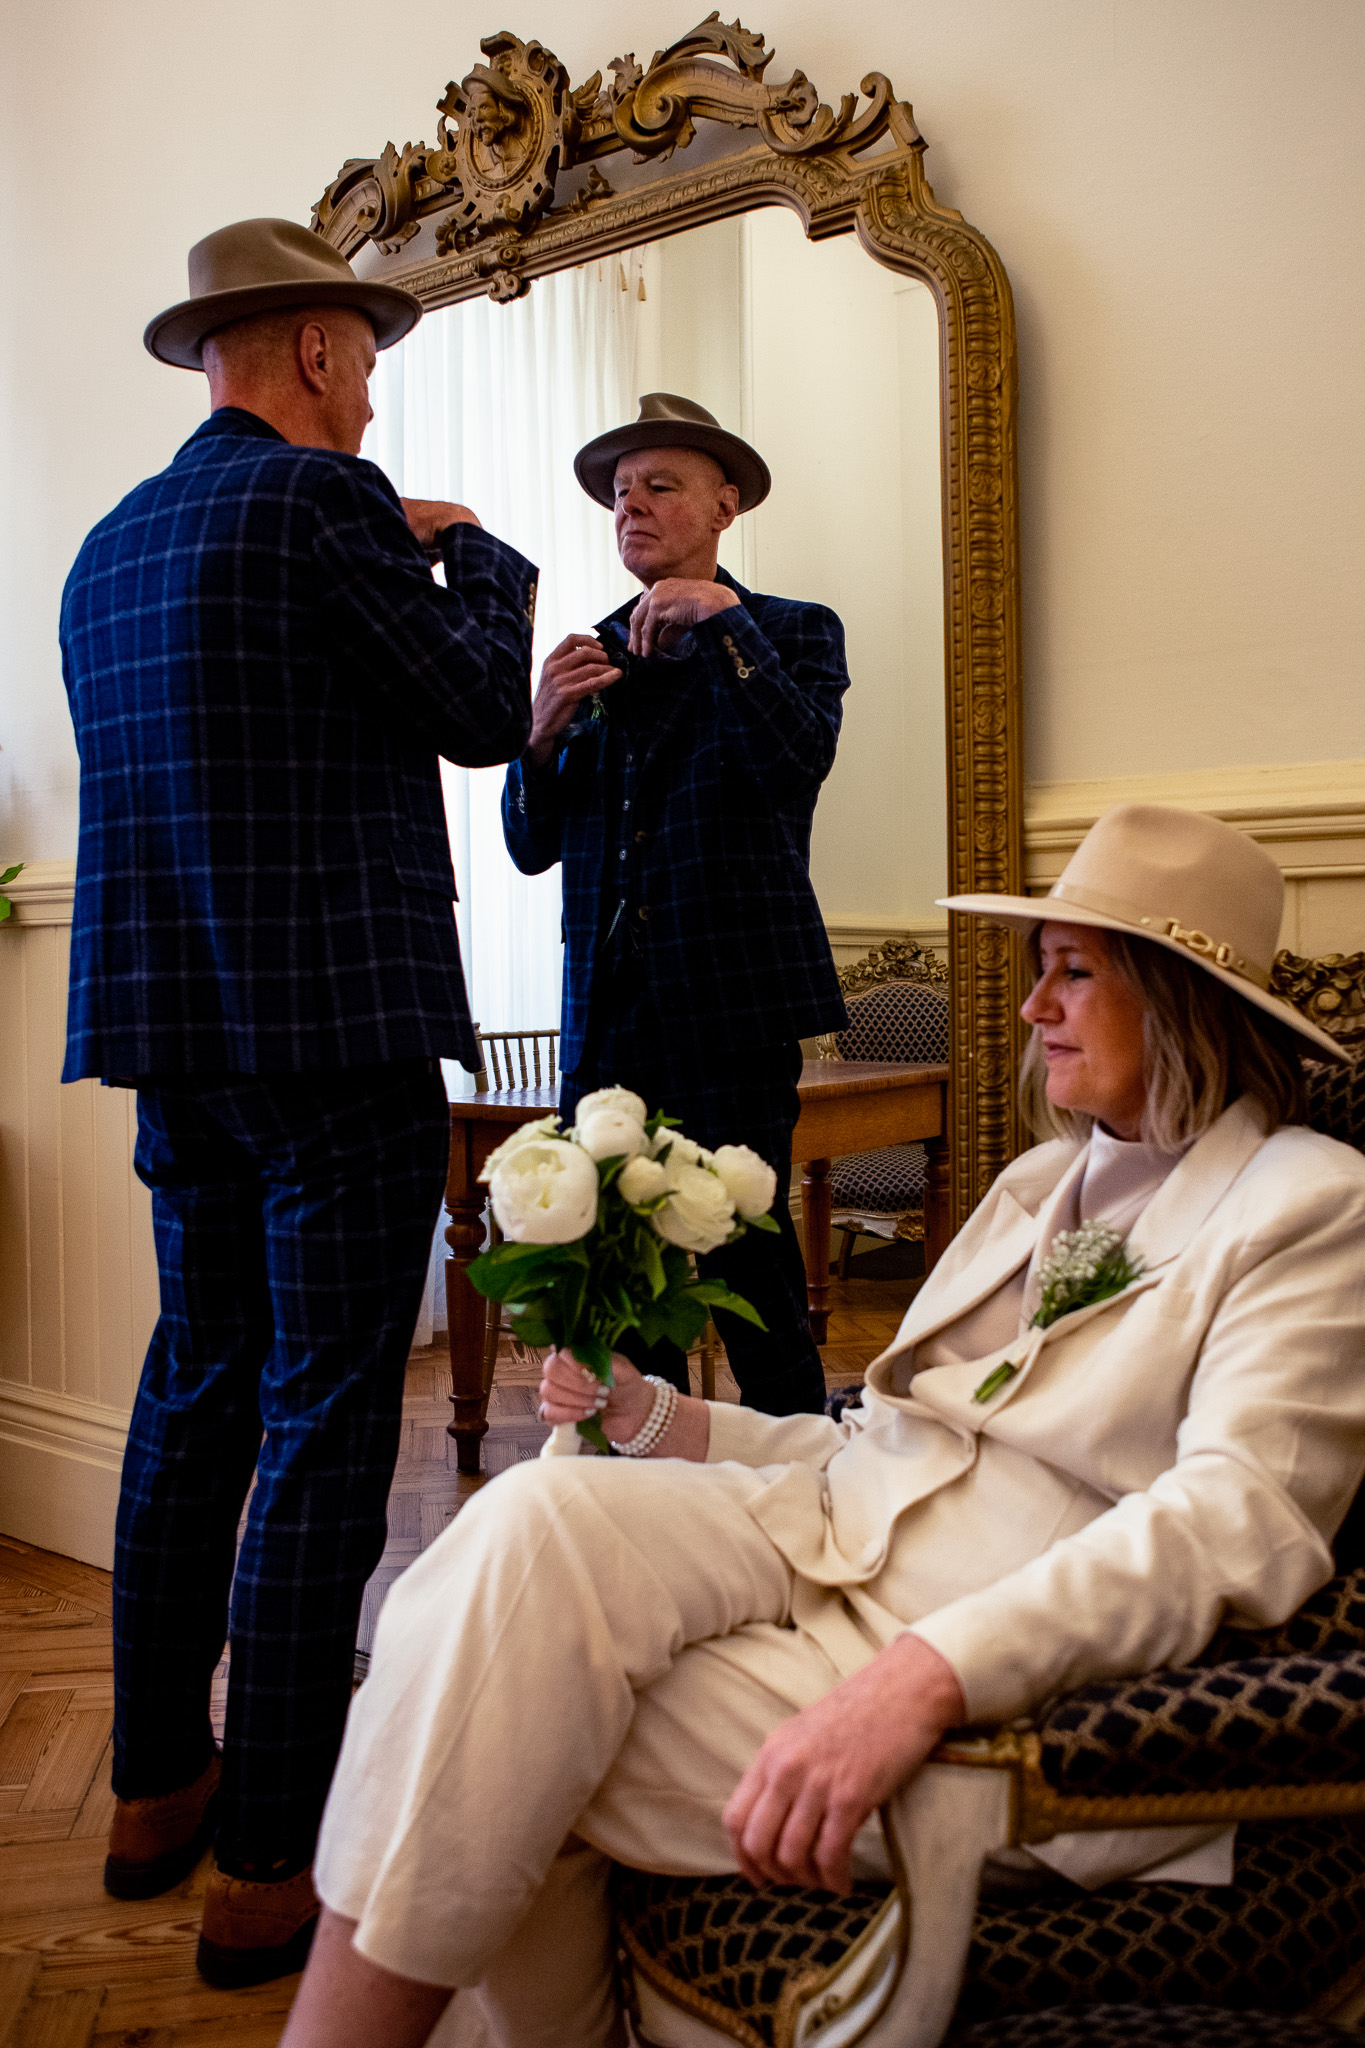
313;1454;890;2045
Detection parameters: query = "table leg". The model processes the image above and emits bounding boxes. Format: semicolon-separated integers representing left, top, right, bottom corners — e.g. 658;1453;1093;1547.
802;1155;832;1344
444;1190;490;1476
924;1136;951;1273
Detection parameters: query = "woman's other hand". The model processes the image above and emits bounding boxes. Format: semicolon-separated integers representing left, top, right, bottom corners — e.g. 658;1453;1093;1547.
722;1633;966;1894
538;1348;652;1440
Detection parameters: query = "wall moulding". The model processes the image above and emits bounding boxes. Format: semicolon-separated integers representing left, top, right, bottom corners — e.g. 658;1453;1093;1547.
3;858;77;926
1025;760;1365;962
315;12;1025;1224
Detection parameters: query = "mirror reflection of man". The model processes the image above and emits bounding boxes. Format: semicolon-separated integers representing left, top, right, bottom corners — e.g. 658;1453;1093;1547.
503;394;849;1415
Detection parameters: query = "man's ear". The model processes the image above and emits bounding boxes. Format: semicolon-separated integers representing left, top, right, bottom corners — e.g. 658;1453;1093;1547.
713;483;740;534
296;320;330;397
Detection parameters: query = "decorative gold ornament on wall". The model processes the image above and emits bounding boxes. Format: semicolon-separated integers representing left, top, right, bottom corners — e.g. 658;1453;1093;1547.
315;15;1025;1226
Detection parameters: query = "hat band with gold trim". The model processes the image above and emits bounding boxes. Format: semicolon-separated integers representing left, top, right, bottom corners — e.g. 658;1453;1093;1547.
1048;881;1272;989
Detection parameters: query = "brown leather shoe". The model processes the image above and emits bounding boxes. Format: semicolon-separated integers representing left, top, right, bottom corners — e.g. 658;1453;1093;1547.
104;1752;221;1899
196;1863;320;1988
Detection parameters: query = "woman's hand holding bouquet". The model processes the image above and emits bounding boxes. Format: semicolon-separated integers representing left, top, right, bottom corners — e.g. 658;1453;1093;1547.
465;1086;779;1455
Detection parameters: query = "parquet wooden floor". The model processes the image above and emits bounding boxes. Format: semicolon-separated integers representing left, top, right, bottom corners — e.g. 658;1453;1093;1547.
0;1253;915;2045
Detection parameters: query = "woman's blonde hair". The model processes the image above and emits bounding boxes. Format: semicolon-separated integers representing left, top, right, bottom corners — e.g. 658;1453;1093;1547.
1019;926;1307;1149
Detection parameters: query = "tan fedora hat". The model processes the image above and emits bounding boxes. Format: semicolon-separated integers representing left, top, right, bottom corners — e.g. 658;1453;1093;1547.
940;802;1344;1060
574;393;771;513
144;218;422;370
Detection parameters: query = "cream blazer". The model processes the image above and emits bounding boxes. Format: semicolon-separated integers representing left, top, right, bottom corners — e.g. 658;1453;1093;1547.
706;1099;1365;1722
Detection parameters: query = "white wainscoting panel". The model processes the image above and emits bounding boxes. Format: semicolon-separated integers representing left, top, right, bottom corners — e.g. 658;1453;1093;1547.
0;863;157;1567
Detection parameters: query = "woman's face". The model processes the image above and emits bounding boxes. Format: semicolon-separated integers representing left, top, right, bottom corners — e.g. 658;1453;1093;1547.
1020;922;1149;1139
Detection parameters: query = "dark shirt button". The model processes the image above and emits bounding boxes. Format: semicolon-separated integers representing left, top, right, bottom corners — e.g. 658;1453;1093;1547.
617;849;627;861
634;830;647;844
637;905;651;921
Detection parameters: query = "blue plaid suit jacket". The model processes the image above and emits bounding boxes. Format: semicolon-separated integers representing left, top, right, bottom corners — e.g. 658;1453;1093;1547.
61;408;536;1079
502;570;848;1070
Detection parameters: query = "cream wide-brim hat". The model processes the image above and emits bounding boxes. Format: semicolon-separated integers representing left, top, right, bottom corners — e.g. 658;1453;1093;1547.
574;392;771;513
144;217;422;370
939;802;1345;1061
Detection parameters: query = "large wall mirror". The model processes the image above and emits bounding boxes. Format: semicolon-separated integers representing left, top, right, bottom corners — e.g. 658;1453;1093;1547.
315;15;1023;1221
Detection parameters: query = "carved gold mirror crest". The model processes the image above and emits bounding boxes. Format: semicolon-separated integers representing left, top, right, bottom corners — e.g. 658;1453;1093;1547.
315;14;1025;1224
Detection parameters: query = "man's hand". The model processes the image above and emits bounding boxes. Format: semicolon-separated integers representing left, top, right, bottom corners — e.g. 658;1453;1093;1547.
401;496;482;557
722;1633;966;1894
628;579;740;658
524;634;621;769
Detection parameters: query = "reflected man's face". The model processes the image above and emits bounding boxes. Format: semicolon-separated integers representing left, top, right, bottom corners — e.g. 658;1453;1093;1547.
612;448;738;587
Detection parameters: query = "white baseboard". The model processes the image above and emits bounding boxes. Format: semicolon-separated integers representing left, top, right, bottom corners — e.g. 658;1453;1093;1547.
0;1382;129;1569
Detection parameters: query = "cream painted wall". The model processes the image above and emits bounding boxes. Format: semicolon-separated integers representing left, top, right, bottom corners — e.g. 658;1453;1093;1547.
3;0;1362;866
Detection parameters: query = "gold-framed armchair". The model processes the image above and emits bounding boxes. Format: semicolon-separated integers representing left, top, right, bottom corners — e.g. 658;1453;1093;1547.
613;1050;1365;2048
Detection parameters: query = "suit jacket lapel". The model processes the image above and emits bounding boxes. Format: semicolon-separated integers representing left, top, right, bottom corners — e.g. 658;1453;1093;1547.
1125;1096;1269;1271
869;1098;1268;1400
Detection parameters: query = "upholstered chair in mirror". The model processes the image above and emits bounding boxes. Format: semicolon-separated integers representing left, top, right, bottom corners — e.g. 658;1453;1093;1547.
826;941;950;1276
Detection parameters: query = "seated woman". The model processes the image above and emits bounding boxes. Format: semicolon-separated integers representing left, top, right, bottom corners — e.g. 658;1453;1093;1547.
282;803;1365;2048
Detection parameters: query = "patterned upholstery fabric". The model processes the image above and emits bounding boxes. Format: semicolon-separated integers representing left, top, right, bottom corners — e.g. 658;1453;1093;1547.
615;1821;1365;2041
834;980;950;1064
612;1864;894;2048
949;2004;1360;2048
1039;1644;1365;1797
829;981;949;1224
1303;1057;1365;1152
953;1818;1365;2026
829;1142;928;1212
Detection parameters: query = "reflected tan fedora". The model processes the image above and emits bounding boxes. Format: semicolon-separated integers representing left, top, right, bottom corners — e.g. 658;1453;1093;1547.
574;393;771;512
144;218;422;370
940;802;1344;1059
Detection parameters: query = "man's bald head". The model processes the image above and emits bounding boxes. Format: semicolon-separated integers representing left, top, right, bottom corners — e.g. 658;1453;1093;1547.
202;304;377;457
612;445;740;588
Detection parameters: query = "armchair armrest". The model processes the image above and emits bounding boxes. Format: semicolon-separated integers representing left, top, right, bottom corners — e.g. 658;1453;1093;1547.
931;1571;1365;1845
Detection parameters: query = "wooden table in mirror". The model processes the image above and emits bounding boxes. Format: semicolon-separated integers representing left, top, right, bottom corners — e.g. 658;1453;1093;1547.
443;1059;949;1474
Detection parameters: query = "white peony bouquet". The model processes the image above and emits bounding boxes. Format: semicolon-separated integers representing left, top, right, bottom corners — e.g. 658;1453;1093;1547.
465;1087;779;1453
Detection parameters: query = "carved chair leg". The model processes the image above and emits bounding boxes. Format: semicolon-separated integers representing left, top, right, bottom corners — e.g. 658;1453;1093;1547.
836;1227;857;1282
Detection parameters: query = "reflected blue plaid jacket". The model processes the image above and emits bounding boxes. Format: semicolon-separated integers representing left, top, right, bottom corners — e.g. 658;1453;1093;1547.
60;408;536;1079
502;570;849;1070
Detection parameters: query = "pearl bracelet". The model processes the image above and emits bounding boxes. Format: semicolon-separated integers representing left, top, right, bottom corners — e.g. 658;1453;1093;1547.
611;1374;678;1458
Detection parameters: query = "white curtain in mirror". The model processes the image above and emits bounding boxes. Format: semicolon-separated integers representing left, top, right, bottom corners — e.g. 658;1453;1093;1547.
362;251;648;1041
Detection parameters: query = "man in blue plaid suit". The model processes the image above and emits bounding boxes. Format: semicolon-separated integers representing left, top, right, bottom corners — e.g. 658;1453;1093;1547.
60;220;536;1984
503;395;848;1417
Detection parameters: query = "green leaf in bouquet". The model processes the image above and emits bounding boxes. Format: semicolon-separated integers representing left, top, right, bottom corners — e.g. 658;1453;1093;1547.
572;1336;614;1380
0;865;23;889
508;1313;554;1347
466;1250;571;1301
653;1295;711;1352
688;1283;768;1330
744;1212;781;1234
639;1232;666;1298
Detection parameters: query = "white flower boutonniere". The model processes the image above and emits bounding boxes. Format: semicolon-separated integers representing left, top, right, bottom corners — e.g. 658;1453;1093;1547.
973;1220;1145;1404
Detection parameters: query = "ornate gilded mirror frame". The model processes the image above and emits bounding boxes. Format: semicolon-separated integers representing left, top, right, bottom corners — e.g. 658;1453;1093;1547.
314;14;1024;1221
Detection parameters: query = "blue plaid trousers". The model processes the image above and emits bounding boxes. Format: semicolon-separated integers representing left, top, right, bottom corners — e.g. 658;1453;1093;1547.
560;1029;826;1416
113;1061;449;1871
